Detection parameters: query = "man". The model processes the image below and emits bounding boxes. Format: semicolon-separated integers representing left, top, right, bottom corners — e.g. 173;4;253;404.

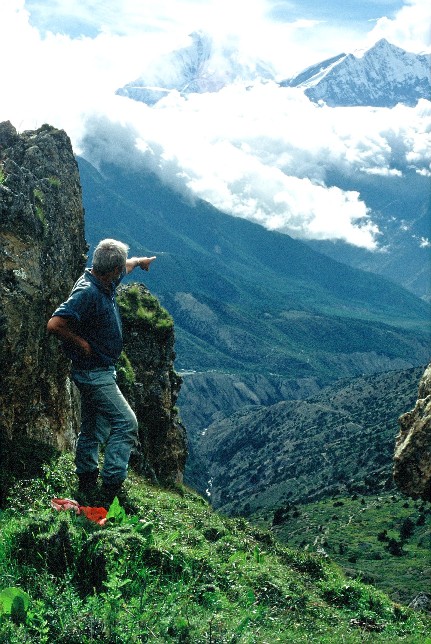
47;238;156;505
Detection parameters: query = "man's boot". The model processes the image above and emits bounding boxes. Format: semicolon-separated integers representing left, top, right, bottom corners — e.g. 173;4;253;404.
100;480;123;508
100;480;138;512
76;469;99;505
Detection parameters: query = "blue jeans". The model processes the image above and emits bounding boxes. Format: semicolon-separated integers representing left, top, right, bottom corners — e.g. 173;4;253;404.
72;367;138;487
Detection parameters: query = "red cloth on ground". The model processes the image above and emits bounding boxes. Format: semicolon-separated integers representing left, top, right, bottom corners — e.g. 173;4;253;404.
51;498;107;525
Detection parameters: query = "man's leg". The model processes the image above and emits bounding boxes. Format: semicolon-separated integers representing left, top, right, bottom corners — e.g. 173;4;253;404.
73;368;138;504
72;374;110;503
83;369;138;488
74;379;110;477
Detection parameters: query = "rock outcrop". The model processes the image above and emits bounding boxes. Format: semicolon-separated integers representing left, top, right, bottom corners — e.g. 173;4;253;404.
394;363;431;501
117;284;187;485
0;122;87;466
0;121;187;502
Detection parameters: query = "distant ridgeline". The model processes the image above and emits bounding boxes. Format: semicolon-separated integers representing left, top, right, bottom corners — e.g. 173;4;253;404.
0;121;186;505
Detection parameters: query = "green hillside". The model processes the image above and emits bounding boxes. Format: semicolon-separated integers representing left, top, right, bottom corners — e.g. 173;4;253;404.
198;367;425;514
253;492;431;608
191;367;431;611
78;158;430;384
0;454;430;643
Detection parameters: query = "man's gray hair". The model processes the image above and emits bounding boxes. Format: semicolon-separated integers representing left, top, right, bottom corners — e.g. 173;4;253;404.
92;239;129;275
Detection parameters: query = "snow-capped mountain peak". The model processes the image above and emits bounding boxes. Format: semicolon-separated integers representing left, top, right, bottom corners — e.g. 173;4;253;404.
116;30;275;105
281;39;431;107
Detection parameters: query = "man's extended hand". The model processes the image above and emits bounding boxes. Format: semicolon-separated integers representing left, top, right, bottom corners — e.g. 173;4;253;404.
126;256;157;274
138;256;157;271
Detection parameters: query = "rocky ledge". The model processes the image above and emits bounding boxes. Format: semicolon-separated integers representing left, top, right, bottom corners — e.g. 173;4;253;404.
394;363;431;501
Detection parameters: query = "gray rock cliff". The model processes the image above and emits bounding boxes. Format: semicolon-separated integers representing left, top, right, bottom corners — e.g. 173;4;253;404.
0;121;87;459
394;363;431;501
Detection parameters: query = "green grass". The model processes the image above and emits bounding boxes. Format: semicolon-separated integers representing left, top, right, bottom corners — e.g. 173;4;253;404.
0;455;430;642
116;351;136;386
48;176;61;188
118;284;173;333
253;492;431;607
33;188;47;227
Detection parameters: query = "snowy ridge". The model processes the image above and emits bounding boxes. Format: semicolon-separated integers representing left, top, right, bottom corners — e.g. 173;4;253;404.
282;53;347;89
117;36;430;109
281;39;431;107
116;30;274;105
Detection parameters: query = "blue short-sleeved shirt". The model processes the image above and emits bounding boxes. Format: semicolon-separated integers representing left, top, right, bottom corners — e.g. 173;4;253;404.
51;268;125;369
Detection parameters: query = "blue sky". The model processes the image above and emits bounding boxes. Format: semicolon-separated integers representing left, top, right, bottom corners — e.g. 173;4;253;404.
267;0;405;24
24;0;406;39
0;0;429;249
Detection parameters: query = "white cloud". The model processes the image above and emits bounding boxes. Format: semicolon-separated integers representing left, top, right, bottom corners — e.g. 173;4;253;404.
77;82;429;250
366;0;431;53
0;1;429;251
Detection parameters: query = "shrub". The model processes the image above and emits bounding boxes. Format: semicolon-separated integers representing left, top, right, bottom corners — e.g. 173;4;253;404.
399;517;415;541
118;284;173;332
116;350;136;387
33;188;46;227
77;523;153;595
322;579;390;618
386;538;404;557
10;514;82;578
279;549;327;580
